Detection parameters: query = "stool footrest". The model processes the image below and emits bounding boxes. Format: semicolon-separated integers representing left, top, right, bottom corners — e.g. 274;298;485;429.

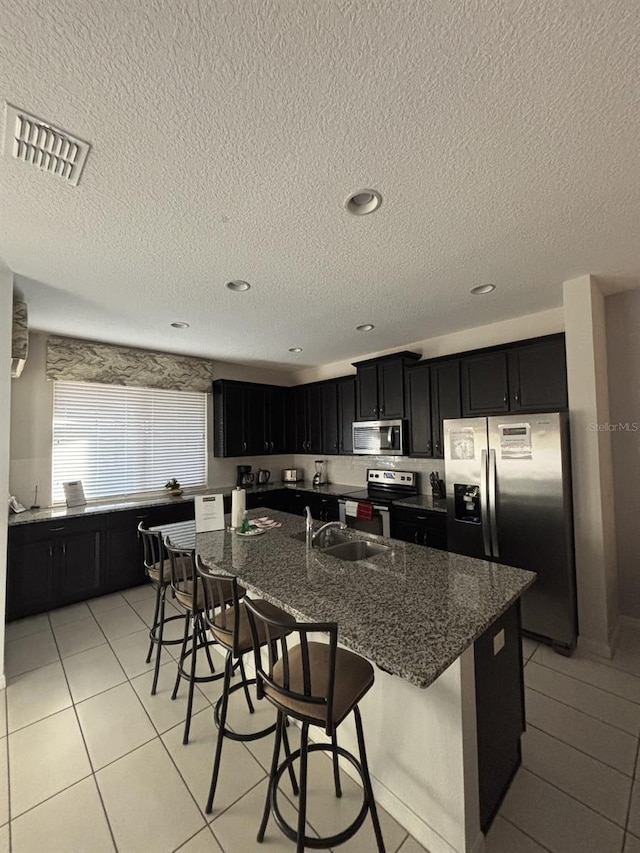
214;679;277;742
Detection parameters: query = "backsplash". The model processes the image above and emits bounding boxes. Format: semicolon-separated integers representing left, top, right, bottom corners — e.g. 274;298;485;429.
291;454;445;494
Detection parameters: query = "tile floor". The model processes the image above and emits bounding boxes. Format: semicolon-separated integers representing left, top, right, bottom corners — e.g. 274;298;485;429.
1;587;639;853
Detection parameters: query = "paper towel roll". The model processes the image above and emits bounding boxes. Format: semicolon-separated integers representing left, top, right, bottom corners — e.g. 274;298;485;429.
231;488;246;529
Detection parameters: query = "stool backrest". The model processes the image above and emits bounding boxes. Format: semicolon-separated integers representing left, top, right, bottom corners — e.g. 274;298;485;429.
137;522;163;577
164;537;196;597
244;597;339;734
195;558;240;653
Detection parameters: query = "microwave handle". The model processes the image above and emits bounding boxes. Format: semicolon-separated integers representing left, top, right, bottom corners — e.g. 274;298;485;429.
388;425;395;448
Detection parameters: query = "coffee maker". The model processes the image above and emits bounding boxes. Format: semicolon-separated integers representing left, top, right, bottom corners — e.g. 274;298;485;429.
236;465;254;487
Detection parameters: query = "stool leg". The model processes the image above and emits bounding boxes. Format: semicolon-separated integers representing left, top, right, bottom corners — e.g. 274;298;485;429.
331;731;342;798
171;611;190;700
205;650;234;814
282;718;299;796
201;618;217;673
146;582;162;664
257;710;285;842
354;706;385;853
150;585;167;696
238;655;255;714
183;612;198;745
295;721;310;853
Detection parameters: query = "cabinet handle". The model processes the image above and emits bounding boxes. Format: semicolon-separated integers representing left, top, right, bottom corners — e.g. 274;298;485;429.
136;514;148;520
380;405;385;415
373;406;378;415
515;390;520;404
270;441;274;452
264;441;269;451
422;532;428;546
49;526;65;532
49;545;53;558
503;393;508;405
435;441;440;455
62;542;66;556
426;442;432;455
334;442;339;450
242;441;247;452
414;530;419;543
416;516;428;520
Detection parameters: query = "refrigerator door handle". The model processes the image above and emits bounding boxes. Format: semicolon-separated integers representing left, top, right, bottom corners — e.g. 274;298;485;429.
489;448;499;558
480;449;492;557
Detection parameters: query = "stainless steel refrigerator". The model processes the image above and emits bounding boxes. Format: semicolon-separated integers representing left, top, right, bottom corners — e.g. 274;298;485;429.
444;412;577;652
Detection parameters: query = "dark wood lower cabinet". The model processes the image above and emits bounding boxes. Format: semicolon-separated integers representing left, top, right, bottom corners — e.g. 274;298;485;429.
7;501;196;621
391;507;447;550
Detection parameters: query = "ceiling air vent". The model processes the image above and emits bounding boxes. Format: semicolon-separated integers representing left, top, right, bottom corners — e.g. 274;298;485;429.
3;104;90;186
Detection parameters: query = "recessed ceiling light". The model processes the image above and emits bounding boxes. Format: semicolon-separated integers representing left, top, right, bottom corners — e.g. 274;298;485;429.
226;280;251;292
470;284;496;295
288;347;303;353
356;323;375;331
170;321;190;329
345;189;382;216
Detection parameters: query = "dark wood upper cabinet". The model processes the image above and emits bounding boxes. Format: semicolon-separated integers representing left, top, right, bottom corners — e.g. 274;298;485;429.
293;384;323;454
214;380;288;457
407;363;433;456
337;377;356;454
508;338;568;412
321;382;339;454
407;359;461;458
461;351;511;416
354;352;420;420
431;359;461;457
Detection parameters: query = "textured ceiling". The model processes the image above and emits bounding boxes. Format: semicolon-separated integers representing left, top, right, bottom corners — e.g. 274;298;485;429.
1;0;640;370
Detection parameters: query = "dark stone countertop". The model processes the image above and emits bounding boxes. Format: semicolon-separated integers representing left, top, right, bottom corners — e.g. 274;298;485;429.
392;494;447;513
189;508;535;690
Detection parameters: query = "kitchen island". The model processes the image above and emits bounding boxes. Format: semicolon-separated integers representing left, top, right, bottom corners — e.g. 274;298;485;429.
188;508;535;853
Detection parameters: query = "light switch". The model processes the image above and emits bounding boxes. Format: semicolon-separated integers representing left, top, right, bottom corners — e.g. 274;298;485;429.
493;628;505;656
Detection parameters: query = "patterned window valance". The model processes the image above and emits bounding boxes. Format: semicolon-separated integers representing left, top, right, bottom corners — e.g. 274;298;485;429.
46;335;216;392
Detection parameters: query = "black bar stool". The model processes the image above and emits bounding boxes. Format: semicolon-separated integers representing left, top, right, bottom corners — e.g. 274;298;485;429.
244;597;386;853
137;523;185;695
196;560;299;815
165;538;232;745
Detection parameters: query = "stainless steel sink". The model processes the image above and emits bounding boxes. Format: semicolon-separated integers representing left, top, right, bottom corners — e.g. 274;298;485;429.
321;540;390;562
289;530;351;548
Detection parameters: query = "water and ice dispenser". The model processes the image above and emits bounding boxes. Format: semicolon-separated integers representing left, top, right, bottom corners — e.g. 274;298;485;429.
454;484;482;524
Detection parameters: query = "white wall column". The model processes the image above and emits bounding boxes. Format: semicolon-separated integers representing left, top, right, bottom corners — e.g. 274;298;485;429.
0;266;14;687
563;274;619;657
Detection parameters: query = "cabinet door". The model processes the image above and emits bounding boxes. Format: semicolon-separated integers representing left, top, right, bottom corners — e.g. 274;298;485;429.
431;360;461;457
293;387;309;453
223;383;249;456
247;385;268;455
337;377;356;454
407;365;433;457
378;359;405;418
390;520;420;545
356;363;379;420
268;386;287;453
58;531;102;603
321;381;339;455
6;537;54;620
317;496;339;522
306;385;323;454
461;352;510;416
102;511;148;594
508;338;568;412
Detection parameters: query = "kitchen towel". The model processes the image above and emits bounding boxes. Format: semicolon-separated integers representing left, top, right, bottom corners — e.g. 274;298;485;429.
231;487;246;529
357;502;374;521
344;500;358;517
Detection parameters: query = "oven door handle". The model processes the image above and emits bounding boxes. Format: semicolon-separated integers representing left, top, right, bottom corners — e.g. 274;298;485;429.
372;505;388;512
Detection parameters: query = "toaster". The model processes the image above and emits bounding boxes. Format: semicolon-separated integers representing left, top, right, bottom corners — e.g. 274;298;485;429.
282;468;302;483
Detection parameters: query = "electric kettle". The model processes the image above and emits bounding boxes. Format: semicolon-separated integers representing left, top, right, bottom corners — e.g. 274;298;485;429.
257;468;271;485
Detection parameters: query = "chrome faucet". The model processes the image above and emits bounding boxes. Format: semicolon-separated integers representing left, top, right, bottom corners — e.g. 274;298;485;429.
304;506;347;550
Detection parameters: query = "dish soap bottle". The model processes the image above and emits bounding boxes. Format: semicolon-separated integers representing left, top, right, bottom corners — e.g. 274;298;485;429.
240;511;250;534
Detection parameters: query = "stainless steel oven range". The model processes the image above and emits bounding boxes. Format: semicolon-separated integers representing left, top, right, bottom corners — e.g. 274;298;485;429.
338;469;418;537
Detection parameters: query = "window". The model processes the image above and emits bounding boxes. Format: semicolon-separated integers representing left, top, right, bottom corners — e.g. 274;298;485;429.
52;381;207;503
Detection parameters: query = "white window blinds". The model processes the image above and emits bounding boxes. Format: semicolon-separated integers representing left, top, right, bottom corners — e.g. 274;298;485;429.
52;381;207;503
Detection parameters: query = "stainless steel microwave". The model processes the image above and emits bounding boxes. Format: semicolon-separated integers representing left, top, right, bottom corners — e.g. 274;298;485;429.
352;419;406;455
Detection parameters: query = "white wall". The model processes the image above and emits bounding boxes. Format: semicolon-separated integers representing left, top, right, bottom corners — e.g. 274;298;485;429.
1;269;14;686
563;275;618;657
606;290;640;621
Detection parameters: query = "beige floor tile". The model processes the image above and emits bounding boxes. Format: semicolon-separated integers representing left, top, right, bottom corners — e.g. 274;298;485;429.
130;594;182;628
162;707;266;820
500;767;623;853
97;738;205;853
76;682;156;770
618;626;640;655
0;739;7;827
627;781;640;838
533;643;640;704
48;601;92;628
121;583;156;604
625;833;640;853
397;834;433;853
0;689;6;737
87;592;127;614
525;688;636;775
130;661;209;734
280;747;407;853
52;615;106;658
8;707;91;818
109;628;157;679
62;643;126;703
486;816;549;853
5;612;50;641
7;661;72;733
521;637;538;662
11;777;115;853
93;604;146;641
210;777;317;852
175;826;224;853
521;725;632;826
0;825;7;853
526;661;640;735
5;629;59;679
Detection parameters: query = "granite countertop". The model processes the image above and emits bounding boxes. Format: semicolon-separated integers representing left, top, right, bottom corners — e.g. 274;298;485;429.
392;494;447;513
7;481;363;526
191;508;535;690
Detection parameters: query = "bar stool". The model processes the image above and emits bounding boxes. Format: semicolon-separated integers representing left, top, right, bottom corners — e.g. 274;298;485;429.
244;598;386;852
165;538;231;745
196;560;299;815
137;523;185;695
